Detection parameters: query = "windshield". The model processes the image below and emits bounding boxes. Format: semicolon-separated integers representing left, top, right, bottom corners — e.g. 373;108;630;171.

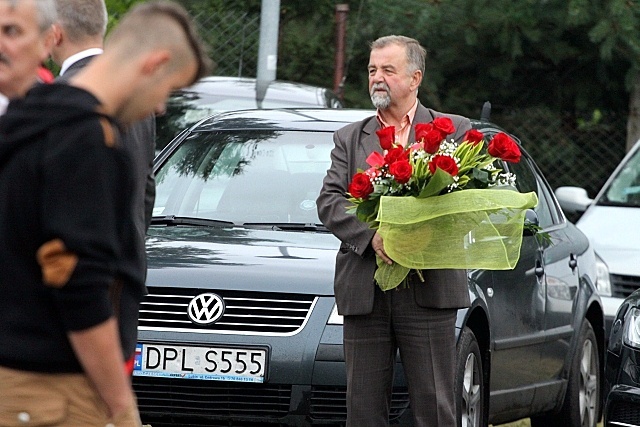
153;130;332;225
598;144;640;207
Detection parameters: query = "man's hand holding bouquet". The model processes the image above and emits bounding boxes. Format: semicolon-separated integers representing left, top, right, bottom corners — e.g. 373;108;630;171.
347;118;538;291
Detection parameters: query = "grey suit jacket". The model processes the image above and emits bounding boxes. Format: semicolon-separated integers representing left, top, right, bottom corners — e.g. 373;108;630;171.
317;103;472;316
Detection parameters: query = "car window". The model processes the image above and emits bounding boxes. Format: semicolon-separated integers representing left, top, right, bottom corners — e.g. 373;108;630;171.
154;130;332;224
156;95;336;153
598;145;640;207
504;153;555;229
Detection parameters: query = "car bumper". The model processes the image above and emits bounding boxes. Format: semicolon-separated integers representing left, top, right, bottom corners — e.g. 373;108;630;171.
132;298;412;426
605;385;640;427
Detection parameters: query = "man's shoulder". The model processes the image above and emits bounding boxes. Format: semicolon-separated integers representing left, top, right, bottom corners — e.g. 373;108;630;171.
420;105;469;123
336;114;376;136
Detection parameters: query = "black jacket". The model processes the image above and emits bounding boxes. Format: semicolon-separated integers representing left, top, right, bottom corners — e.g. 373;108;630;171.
0;83;145;373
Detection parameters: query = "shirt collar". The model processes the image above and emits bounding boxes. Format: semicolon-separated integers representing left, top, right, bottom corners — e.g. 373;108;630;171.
59;48;104;76
0;92;8;116
375;99;419;129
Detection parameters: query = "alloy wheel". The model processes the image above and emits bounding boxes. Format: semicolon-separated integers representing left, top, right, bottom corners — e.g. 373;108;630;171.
461;352;482;427
579;339;598;427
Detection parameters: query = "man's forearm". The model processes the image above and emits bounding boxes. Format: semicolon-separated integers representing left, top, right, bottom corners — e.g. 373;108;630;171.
68;317;135;418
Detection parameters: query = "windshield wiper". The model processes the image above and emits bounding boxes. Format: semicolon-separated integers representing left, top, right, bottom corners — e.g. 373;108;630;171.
151;215;235;227
242;222;329;232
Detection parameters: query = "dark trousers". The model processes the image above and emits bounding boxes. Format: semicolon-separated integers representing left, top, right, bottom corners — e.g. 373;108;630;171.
344;285;458;427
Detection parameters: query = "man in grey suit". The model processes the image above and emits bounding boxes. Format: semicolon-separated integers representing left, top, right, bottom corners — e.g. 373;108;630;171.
317;35;472;427
51;0;156;280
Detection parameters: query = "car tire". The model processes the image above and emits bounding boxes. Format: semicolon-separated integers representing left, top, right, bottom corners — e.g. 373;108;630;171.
531;320;600;427
456;326;485;427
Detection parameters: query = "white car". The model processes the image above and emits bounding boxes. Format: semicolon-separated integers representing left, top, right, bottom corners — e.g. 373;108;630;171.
556;139;640;335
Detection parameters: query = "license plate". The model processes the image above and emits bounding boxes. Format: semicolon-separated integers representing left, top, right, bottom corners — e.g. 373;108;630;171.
133;343;268;383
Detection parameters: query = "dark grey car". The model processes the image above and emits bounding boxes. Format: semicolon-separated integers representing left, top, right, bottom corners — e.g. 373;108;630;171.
155;76;344;152
134;108;605;427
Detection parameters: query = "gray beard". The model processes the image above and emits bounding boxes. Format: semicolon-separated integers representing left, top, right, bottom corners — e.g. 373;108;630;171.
371;92;391;110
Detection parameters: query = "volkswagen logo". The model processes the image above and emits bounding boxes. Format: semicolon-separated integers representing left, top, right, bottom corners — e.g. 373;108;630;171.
187;293;225;325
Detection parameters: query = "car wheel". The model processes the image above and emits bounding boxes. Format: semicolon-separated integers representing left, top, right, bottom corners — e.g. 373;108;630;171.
456;326;484;427
531;320;600;427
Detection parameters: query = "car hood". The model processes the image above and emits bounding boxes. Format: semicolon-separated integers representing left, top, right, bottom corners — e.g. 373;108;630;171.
577;205;640;276
145;226;339;295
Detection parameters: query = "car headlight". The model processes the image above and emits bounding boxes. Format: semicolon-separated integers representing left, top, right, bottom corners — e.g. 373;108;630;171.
327;303;343;325
624;307;640;349
595;253;611;297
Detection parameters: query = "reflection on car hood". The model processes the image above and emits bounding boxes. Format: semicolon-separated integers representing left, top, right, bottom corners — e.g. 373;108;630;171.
578;205;640;276
145;226;339;295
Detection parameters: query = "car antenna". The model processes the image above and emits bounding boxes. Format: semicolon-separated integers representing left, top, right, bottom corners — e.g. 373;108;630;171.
480;101;491;121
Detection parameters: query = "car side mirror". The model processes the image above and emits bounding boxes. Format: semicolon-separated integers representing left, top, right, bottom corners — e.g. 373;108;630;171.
523;209;538;236
555;186;593;214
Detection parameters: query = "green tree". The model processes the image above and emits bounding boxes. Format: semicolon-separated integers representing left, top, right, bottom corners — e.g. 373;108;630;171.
105;0;146;32
103;0;640;151
568;0;640;150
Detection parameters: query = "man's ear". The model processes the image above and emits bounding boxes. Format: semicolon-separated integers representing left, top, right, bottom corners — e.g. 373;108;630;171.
51;24;63;47
41;26;56;60
141;50;172;76
410;69;423;92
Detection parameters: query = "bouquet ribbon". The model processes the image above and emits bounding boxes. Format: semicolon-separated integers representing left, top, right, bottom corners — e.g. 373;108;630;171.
374;188;538;291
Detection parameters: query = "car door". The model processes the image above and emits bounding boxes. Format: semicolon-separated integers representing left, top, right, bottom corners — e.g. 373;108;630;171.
483;133;547;403
505;152;579;383
528;161;581;382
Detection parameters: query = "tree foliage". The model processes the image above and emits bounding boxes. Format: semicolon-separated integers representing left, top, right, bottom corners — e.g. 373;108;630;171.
104;0;640;142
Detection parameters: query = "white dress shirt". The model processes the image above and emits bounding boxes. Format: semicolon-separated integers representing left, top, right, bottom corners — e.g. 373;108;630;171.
59;48;104;76
0;92;8;116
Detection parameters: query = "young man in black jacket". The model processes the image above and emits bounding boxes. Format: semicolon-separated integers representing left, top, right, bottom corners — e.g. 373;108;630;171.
0;2;212;426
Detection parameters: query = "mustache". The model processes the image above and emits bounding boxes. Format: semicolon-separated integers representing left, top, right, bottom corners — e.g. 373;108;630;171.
0;53;10;66
370;82;390;96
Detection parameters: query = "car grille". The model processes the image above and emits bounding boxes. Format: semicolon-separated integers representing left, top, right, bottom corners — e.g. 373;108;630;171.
611;274;640;298
134;377;291;422
309;386;410;421
133;377;411;425
608;400;640;426
139;287;317;336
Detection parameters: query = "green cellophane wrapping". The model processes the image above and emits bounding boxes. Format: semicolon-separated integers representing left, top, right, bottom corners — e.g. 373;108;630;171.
374;189;538;291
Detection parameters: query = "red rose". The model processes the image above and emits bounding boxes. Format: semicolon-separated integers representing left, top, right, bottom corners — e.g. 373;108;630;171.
464;129;485;145
431;117;455;136
415;123;443;153
428;154;459;176
389;160;412;184
488;132;521;163
376;126;395;150
348;172;374;199
415;123;433;142
423;129;443;154
384;146;407;164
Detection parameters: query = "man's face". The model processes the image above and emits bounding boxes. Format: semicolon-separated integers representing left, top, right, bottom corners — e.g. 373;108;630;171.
368;43;421;110
0;0;53;98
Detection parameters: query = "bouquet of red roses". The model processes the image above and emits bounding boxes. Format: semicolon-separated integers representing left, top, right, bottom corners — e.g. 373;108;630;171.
347;118;538;290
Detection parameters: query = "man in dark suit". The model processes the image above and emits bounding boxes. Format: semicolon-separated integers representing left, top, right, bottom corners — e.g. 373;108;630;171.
51;0;156;279
317;35;472;427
